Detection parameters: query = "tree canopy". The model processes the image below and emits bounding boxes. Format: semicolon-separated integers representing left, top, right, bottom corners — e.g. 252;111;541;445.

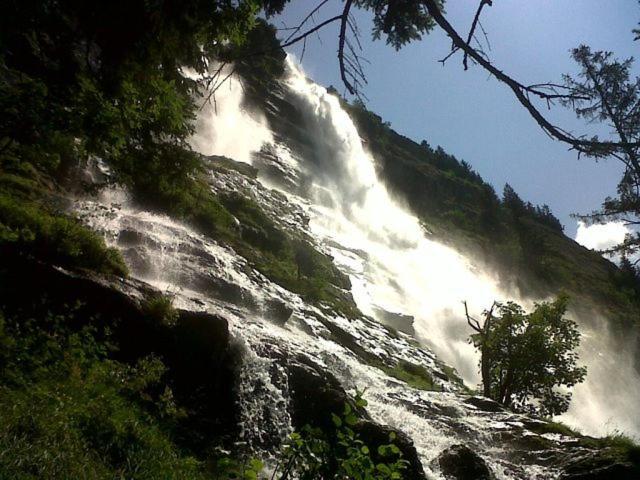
465;296;586;416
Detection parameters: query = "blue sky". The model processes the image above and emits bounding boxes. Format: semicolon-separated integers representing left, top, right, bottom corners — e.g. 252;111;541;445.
272;1;639;237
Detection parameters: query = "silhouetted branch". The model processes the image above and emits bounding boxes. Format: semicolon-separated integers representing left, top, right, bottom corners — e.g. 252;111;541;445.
464;0;492;70
338;0;356;94
422;0;640;156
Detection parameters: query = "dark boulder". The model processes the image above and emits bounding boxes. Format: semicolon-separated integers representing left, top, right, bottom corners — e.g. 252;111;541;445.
435;444;496;480
560;453;640;480
356;421;426;480
463;396;505;413
0;256;241;450
561;463;639;480
263;298;293;325
373;306;415;336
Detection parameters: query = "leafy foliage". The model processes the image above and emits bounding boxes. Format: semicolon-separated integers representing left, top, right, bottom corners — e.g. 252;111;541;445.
273;392;408;480
0;168;127;276
354;0;444;50
468;296;587;416
0;308;207;479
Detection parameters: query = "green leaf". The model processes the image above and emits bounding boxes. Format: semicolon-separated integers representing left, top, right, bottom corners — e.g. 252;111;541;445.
331;412;343;427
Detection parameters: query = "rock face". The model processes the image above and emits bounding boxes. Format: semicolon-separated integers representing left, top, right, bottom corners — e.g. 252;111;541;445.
286;357;426;480
560;454;640;480
463;396;505;413
435;444;496;480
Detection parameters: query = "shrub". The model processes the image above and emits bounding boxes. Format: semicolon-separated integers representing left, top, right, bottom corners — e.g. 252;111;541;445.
0;308;206;479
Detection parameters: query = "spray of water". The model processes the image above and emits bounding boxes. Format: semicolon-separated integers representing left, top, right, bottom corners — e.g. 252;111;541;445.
283;58;526;385
190;65;272;164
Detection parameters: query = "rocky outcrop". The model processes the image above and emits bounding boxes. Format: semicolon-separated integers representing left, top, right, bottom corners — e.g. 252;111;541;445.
286;356;426;480
560;453;640;480
463;396;505;413
434;444;496;480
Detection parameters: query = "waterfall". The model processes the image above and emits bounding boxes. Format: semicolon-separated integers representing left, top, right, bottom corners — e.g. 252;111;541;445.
256;57;640;440
281;58;528;385
74;55;640;479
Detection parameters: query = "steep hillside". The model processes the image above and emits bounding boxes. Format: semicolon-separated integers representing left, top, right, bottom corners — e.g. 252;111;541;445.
346;102;640;332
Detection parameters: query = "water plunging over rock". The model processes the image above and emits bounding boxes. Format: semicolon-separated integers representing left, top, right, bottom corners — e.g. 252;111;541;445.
69;58;640;479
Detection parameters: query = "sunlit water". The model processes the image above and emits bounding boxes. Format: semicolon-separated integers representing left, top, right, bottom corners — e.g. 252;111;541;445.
75;56;640;478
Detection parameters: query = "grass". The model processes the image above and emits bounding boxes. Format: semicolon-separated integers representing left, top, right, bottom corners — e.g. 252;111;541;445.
0;167;128;277
0;308;208;480
383;360;439;391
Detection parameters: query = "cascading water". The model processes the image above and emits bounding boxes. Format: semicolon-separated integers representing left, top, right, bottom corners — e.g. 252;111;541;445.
74;55;640;479
266;58;640;441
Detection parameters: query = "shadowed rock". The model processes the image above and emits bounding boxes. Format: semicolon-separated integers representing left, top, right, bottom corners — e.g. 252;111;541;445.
435;444;496;480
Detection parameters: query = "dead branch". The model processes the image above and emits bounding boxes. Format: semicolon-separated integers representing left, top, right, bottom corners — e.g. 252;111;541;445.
464;0;493;71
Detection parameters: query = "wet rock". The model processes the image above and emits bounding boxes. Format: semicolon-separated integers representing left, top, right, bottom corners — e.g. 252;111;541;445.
263;298;293;324
287;356;348;430
286;356;426;480
373;306;415;336
117;229;145;246
356;421;426;480
560;453;640;480
206;154;259;178
435;444;496;480
464;396;505;413
0;256;241;448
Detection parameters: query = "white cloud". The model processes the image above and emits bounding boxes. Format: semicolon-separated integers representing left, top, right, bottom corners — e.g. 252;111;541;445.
575;221;629;252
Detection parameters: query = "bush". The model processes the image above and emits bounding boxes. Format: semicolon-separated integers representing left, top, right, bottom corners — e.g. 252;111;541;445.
0;309;207;480
383;360;438;391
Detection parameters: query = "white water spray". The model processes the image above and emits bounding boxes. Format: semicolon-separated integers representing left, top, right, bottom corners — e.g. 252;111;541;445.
283;58;525;384
190;66;272;164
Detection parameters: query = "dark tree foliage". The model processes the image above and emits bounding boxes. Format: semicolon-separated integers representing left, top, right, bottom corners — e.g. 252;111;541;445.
353;0;440;50
563;46;640;257
503;184;564;233
0;0;267;186
466;296;587;416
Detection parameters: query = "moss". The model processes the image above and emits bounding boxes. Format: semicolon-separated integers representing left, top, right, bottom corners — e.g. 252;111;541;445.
0;171;128;277
439;363;471;392
382;360;438;391
527;421;582;438
131;164;358;317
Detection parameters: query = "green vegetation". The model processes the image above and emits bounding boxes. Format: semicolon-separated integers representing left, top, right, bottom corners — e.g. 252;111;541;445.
214;393;410;479
142;294;180;327
132;161;356;315
527;421;640;471
343;97;640;331
0;167;127;276
0;0;354;316
0;308;208;479
0;303;409;479
383;360;438;391
467;296;586;416
269;393;409;480
527;421;582;438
